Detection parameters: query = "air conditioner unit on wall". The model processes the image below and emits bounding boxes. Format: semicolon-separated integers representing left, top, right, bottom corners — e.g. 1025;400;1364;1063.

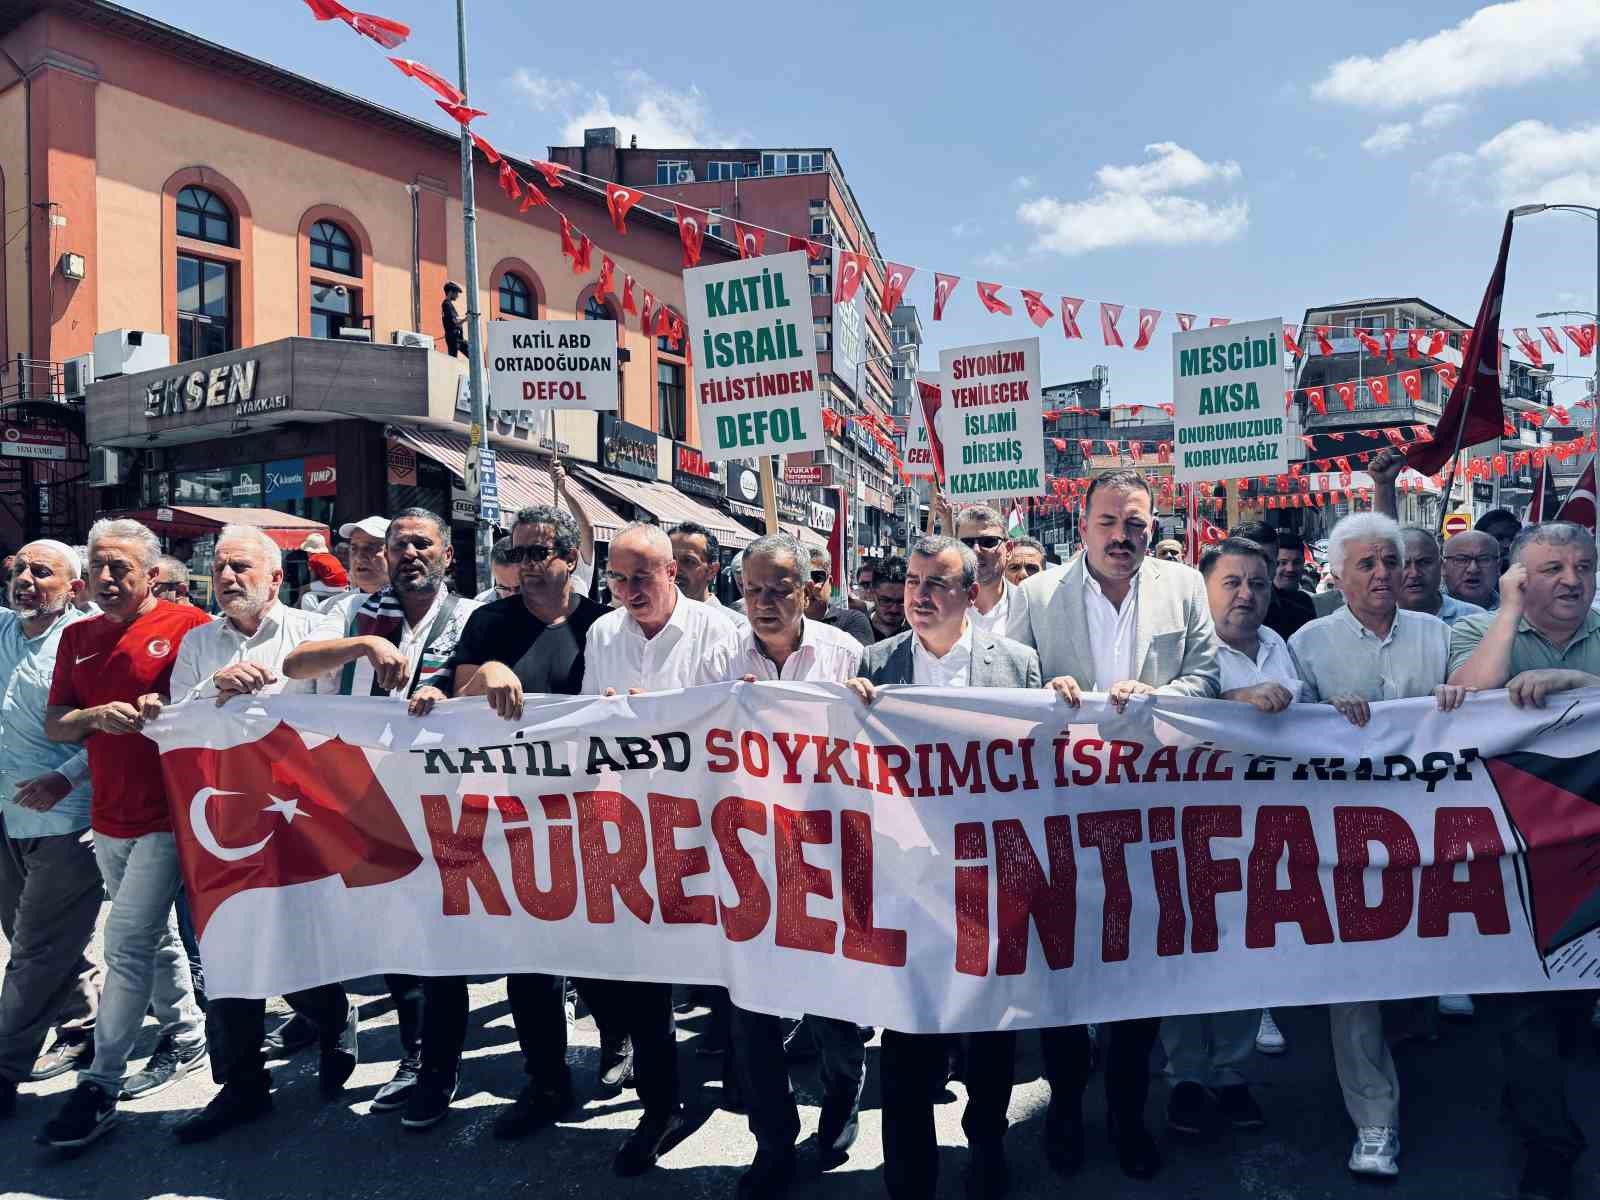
391;330;436;350
88;446;123;487
676;167;696;184
62;354;94;400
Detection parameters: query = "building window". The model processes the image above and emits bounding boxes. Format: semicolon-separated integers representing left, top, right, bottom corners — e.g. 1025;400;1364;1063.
309;282;355;340
309;221;356;274
762;151;825;176
816;317;832;353
658;360;687;440
176;186;233;246
177;253;231;361
656;159;689;184
584;295;614;322
499;272;533;317
809;200;827;237
708;206;723;239
810;271;829;296
705;161;753;181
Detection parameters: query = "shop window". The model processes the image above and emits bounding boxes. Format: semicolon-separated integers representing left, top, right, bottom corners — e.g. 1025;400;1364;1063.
658;359;687;440
176;187;233;246
499;272;533;317
177;253;231;361
309;220;357;274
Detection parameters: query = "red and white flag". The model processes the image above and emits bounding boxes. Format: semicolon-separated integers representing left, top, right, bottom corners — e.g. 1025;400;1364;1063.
976;282;1012;316
1100;302;1124;348
675;206;704;268
389;57;462;104
605;183;641;235
1539;326;1564;356
836;252;867;304
1176;313;1197;332
1021;290;1053;328
1555;456;1597;532
882;263;915;315
933;273;959;321
1133;308;1161;351
1400;369;1422;401
1561;324;1596;357
1060;297;1085;340
786;235;824;261
1513;328;1545;369
730;223;765;259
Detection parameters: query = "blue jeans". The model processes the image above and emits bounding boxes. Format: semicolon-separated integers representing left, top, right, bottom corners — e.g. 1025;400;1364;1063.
80;832;203;1094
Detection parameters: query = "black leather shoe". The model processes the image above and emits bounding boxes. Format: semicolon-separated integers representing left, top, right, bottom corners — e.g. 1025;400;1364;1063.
1109;1116;1163;1181
964;1140;1010;1200
1044;1098;1084;1176
262;1013;318;1060
613;1109;684;1176
814;1093;860;1163
174;1084;272;1144
319;1006;360;1097
736;1150;795;1200
492;1080;574;1140
597;1036;634;1094
1166;1081;1223;1140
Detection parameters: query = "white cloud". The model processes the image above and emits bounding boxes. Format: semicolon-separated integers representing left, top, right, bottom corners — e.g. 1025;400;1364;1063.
510;68;723;147
1423;118;1600;205
1361;122;1414;155
1420;101;1467;129
950;218;981;239
1017;143;1247;255
1010;175;1035;192
510;70;578;110
1313;0;1600;110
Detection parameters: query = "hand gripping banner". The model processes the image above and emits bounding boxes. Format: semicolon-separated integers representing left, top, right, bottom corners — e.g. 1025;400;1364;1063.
151;686;1600;1031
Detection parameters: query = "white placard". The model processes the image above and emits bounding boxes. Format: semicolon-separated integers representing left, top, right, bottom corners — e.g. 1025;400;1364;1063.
683;250;823;462
937;338;1044;501
903;371;938;479
487;318;619;415
1171;316;1289;484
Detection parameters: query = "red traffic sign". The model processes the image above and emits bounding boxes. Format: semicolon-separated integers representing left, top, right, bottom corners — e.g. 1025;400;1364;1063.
1442;510;1472;537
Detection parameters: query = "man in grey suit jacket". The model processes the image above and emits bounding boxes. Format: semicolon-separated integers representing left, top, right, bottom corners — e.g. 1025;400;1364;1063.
1012;470;1222;1183
847;535;1040;1200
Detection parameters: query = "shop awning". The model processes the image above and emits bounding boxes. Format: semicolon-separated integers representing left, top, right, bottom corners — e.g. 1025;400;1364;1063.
116;506;330;551
782;522;830;551
571;464;755;550
389;424;625;540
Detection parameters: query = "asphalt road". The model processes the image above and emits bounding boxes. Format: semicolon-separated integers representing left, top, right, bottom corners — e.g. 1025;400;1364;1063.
4;922;1600;1200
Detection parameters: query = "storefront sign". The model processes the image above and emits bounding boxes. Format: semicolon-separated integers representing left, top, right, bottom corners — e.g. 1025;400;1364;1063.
599;415;658;482
230;464;263;505
725;460;762;507
143;358;290;421
265;459;305;504
387;440;418;486
1172;316;1288;485
672;444;721;501
783;464;829;486
938;337;1044;501
683;250;823;461
487;318;619;414
808;500;835;533
0;425;67;460
177;465;262;508
304;455;338;497
450;487;475;524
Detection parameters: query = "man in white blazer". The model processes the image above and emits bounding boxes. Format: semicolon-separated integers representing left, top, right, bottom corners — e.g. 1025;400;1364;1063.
1013;469;1221;1182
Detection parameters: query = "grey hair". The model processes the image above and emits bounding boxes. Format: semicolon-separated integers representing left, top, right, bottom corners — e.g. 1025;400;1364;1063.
21;539;82;579
743;532;807;575
215;524;283;573
955;504;1004;533
613;520;673;559
72;546;89;580
808;546;832;572
911;534;977;590
155;555;190;584
1511;521;1598;565
512;505;580;556
1327;512;1405;577
87;518;162;571
300;533;330;554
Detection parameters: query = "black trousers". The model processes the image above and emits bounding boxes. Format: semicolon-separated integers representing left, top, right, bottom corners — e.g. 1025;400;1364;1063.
733;1006;865;1156
420;973;569;1088
384;973;424;1058
880;1030;1015;1200
1040;1017;1161;1127
1482;991;1589;1164
206;985;349;1088
579;979;678;1118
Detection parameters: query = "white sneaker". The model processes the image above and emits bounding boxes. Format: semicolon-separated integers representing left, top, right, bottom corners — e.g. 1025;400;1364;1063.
1255;1009;1286;1055
1438;994;1475;1019
1348;1126;1400;1177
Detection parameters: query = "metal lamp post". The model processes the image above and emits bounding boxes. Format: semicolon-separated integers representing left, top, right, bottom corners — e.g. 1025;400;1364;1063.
1512;204;1600;413
455;0;493;585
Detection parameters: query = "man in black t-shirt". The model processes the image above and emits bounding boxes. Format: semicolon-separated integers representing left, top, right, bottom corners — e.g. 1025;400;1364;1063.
805;547;873;646
1235;522;1315;640
404;504;613;1137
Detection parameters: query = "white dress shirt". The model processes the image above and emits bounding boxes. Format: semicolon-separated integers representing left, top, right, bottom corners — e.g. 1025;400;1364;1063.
168;602;326;701
729;617;863;683
703;591;749;629
911;622;974;687
1084;572;1139;689
580;592;740;694
1215;625;1302;698
967;580;1017;640
1288;605;1450;702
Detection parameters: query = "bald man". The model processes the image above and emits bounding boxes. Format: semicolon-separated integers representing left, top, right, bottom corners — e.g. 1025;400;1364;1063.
1442;530;1501;611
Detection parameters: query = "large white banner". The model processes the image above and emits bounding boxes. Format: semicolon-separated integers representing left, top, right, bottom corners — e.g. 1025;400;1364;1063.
151;687;1600;1031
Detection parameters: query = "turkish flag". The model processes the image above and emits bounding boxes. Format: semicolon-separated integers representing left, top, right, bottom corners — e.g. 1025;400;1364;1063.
640;290;656;334
1100;303;1124;347
1314;325;1334;356
1335;381;1356;411
1555;455;1598;532
1060;296;1085;339
1368;376;1390;405
597;255;616;301
1382;327;1397;364
1562;324;1597;356
518;185;548;213
1400;369;1422;401
1283;325;1303;356
1425;330;1448;357
1306;387;1326;415
731;222;765;259
388;57;461;104
497;162;521;202
1513;327;1546;368
1407;327;1424;359
1176;313;1196;332
786;235;824;261
1209;317;1231;327
162;723;423;939
571;233;593;275
836;252;867;304
469;133;500;164
654;306;672;339
622;275;637;315
530;161;566;189
882;263;915;315
304;1;410;48
933;273;959;321
1133;308;1162;351
1021;290;1052;327
674;205;704;268
559;216;579;265
1527;458;1560;522
1355;329;1383;358
606;183;641;235
1408;213;1512;474
436;100;487;125
976;282;1011;315
915;380;946;484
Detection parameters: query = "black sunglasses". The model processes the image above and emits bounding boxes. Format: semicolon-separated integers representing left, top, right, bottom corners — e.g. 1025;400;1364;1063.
503;544;557;564
960;535;1004;550
809;570;830;584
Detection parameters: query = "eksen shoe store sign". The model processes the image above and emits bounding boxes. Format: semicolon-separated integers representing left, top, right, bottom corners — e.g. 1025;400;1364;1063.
144;358;290;421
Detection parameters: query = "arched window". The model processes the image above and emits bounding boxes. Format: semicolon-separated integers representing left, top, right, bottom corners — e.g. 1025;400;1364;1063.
584;295;614;322
309;221;356;274
176;187;233;246
499;273;533;318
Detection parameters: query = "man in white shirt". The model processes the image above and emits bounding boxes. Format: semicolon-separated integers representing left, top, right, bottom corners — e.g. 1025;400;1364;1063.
147;525;359;1144
300;516;390;614
579;522;738;1177
719;534;864;1199
956;505;1029;640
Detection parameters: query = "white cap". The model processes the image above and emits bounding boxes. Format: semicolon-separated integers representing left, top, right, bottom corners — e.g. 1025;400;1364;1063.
338;516;390;541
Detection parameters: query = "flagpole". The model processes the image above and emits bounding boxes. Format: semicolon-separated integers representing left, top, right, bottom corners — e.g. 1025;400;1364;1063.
455;0;492;586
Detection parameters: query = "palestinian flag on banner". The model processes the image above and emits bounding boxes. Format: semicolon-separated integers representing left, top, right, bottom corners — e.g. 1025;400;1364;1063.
1007;504;1026;539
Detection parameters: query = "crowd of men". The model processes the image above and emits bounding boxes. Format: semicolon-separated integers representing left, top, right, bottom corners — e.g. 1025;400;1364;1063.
1;467;1598;1200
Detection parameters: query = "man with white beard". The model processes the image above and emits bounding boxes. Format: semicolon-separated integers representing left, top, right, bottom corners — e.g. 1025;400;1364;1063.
152;525;360;1142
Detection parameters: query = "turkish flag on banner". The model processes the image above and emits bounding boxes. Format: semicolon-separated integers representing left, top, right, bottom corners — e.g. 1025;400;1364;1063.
1133;308;1162;350
469;133;500;163
1176;313;1196;331
1100;303;1125;347
639;290;656;333
1306;387;1326;415
1383;327;1397;363
730;223;765;259
674;205;704;268
1021;290;1053;327
497;161;521;201
1562;324;1597;356
1368;376;1390;405
1513;328;1546;368
786;235;824;261
1283;325;1303;356
976;282;1012;315
1409;214;1512;474
1400;369;1422;400
836;253;867;304
437;100;487;125
933;273;959;321
518;185;547;213
1556;456;1598;532
622;275;637;315
1539;327;1563;356
597;255;616;300
1335;381;1356;411
1315;326;1334;356
389;58;463;105
1208;317;1231;327
882;263;915;315
1061;296;1085;339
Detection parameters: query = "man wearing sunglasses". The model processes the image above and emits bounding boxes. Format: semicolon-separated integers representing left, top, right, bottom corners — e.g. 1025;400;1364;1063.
956;505;1030;641
802;548;873;646
152;557;192;606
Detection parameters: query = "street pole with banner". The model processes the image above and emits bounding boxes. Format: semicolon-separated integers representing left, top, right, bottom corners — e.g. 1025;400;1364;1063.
455;0;492;585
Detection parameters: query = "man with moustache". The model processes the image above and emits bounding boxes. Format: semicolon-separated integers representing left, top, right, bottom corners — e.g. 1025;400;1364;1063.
144;526;359;1143
803;548;874;646
285;508;479;1116
1442;530;1504;611
41;520;211;1149
1399;527;1484;627
956;506;1031;639
1013;470;1219;1181
847;535;1040;1200
0;543;100;1118
1004;536;1048;584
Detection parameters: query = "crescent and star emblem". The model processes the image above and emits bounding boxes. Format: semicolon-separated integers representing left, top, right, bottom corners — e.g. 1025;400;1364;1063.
190;787;307;862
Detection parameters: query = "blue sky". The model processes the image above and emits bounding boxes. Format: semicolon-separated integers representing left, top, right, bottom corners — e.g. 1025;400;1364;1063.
127;0;1600;412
